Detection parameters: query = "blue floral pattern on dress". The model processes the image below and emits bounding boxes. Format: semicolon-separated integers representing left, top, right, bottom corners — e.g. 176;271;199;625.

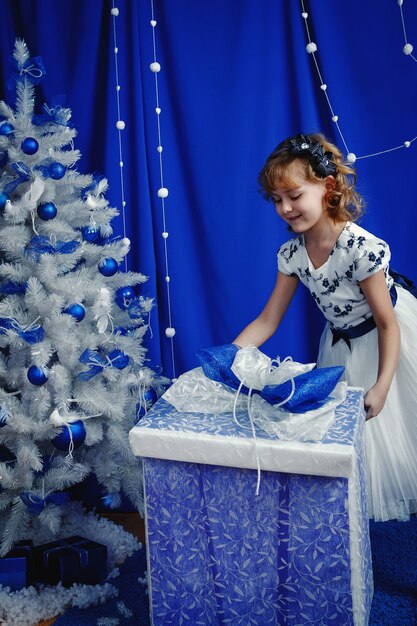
277;222;393;330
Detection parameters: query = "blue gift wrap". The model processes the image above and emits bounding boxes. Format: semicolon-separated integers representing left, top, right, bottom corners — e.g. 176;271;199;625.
0;540;34;591
34;535;107;587
130;386;373;626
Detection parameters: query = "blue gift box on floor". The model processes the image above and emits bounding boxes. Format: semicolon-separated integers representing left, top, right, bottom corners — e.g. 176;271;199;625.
0;540;34;591
34;535;107;587
130;385;373;626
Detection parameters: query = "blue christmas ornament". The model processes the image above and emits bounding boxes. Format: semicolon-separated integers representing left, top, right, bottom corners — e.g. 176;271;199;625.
135;388;158;424
144;387;158;405
81;225;100;242
0;122;14;135
48;162;66;179
0;192;9;210
98;257;118;276
115;286;135;309
21;137;39;155
108;349;129;369
27;365;48;386
63;303;86;322
37;202;57;221
52;419;86;451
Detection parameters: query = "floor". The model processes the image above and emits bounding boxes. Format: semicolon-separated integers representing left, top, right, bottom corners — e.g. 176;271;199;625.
37;512;145;626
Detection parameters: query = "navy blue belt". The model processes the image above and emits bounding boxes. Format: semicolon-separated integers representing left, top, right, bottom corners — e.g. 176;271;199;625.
330;268;416;350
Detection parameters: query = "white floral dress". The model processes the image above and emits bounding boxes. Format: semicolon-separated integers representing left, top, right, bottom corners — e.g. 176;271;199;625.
278;221;417;521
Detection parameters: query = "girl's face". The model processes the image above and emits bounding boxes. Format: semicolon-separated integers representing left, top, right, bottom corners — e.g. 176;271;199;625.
270;161;330;235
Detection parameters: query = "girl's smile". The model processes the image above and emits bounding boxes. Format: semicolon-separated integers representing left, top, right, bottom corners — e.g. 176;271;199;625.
270;161;331;236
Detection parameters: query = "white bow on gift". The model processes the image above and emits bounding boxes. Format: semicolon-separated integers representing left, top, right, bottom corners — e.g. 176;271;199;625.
230;346;316;495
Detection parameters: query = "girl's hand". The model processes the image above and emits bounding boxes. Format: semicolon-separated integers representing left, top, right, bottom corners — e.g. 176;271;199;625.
364;384;389;420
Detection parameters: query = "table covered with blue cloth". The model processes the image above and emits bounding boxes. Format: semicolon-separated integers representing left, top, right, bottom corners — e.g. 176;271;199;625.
129;384;373;626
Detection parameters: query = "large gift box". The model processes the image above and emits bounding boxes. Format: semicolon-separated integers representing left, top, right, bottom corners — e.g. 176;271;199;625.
129;351;373;626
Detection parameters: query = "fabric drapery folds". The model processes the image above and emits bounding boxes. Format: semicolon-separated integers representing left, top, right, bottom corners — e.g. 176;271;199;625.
164;344;346;442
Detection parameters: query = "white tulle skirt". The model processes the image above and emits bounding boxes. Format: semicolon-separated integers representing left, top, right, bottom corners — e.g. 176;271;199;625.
317;286;417;522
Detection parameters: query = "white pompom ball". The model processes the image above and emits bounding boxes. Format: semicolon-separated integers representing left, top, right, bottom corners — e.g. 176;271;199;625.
86;194;98;208
398;0;403;6
155;107;161;114
403;43;413;55
306;42;317;54
162;231;169;238
158;187;169;198
320;84;327;91
119;161;124;168
332;115;339;122
150;19;157;27
157;146;163;152
347;152;357;164
301;12;308;18
116;85;121;91
404;141;411;148
122;237;131;247
114;47;118;54
165;327;176;338
116;120;125;130
165;276;170;283
50;408;65;426
111;7;119;16
150;62;161;73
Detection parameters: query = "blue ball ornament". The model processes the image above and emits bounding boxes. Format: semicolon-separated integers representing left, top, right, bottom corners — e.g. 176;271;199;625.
0;192;9;210
48;162;66;180
98;257;118;277
21;137;39;155
52;419;86;451
27;365;48;386
81;225;100;242
144;387;158;406
115;286;135;309
37;202;57;221
134;388;158;424
0;122;14;136
63;303;86;322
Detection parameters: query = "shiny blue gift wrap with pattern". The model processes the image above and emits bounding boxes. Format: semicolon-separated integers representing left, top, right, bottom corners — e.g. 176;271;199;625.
130;386;373;625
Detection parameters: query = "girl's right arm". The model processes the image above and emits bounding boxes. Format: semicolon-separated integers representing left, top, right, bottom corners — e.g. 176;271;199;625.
233;271;299;348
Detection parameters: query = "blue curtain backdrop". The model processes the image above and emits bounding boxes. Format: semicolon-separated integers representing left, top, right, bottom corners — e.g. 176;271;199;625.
1;0;416;380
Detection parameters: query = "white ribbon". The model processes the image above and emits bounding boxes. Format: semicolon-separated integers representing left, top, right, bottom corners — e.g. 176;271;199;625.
230;347;305;495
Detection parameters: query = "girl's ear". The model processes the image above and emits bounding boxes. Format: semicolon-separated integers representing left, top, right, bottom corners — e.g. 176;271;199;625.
324;176;336;191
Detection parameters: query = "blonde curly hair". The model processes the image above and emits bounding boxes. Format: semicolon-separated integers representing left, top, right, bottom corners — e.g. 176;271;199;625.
258;133;364;222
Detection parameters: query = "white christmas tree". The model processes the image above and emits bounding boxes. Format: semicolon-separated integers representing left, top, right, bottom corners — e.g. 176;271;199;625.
0;39;166;556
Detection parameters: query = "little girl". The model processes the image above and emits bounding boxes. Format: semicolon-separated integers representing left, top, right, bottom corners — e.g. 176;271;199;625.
233;133;417;522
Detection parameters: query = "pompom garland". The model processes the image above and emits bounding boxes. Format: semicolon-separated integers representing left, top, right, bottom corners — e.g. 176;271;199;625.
300;0;417;160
